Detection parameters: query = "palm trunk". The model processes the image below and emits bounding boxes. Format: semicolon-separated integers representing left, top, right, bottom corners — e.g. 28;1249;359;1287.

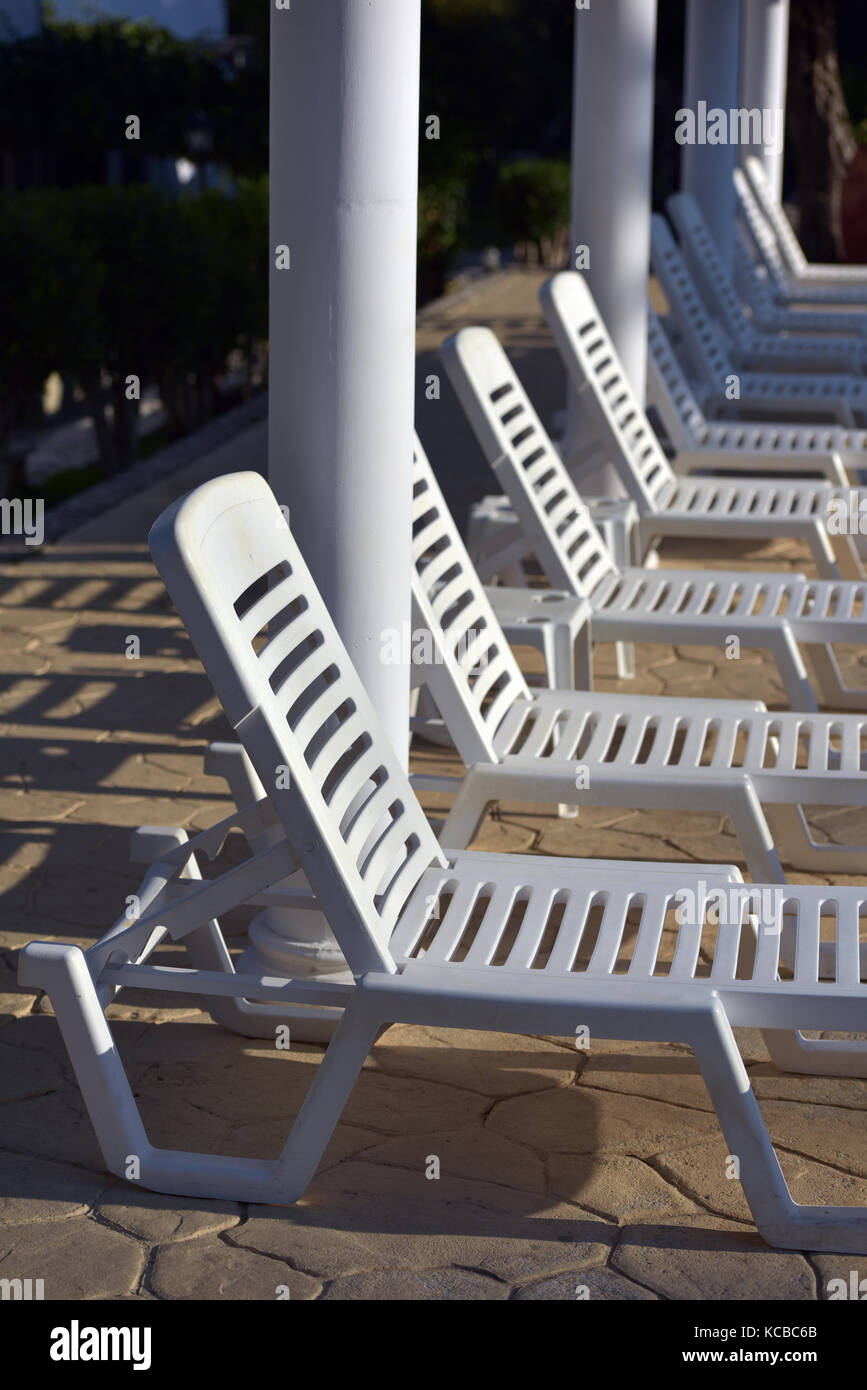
787;0;856;262
111;379;139;471
82;375;117;477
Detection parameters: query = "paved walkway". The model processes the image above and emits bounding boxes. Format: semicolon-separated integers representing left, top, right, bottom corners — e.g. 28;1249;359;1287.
2;269;866;1300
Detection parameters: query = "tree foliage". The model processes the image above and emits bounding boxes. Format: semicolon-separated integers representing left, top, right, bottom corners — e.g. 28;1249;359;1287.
0;14;267;180
0;181;268;480
787;0;855;261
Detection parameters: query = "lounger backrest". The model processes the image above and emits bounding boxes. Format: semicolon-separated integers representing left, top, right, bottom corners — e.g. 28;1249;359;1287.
540;271;677;513
650;213;734;389
410;435;531;765
734;230;779;321
666;192;753;342
440;325;619;598
734;166;790;289
645;305;707;449
744;154;809;277
149;471;446;976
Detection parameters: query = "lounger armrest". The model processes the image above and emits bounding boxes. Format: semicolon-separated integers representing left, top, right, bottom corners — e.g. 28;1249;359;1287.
673;449;849;486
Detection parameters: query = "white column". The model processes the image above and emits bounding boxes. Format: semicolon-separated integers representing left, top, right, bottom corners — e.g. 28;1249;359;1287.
228;0;420;1040
270;0;419;756
681;0;742;269
566;0;658;497
740;0;789;202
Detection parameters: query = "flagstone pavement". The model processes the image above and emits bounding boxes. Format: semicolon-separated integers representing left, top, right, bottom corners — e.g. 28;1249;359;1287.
1;268;866;1301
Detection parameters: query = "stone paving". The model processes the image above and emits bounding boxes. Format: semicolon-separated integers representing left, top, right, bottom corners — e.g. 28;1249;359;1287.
2;268;867;1301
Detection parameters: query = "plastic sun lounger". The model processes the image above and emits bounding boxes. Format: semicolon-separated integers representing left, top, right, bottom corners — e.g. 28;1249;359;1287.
540;269;867;583
18;470;867;1253
743;155;867;298
650;212;867;427
646;302;867;488
735;166;867;311
408;434;867;887
441;321;867;713
666;191;867;376
734;228;867;341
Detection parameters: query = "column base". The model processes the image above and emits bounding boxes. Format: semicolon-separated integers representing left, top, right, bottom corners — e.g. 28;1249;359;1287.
227;907;353;1044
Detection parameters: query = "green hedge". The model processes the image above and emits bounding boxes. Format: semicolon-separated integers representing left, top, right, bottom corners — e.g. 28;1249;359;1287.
494;158;571;262
0;180;268;480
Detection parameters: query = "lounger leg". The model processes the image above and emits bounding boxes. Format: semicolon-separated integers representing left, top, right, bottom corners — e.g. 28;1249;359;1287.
804;643;867;711
596;514;636;680
766;803;867;876
573;623;593;692
268;995;384;1202
724;782;785;884
439;781;491;849
136;992;383;1205
735;907;867;1077
736;899;867;1077
19;943;153;1177
692;997;867;1252
19;940;383;1206
539;626;557;689
765;627;819;712
548;624;580;819
500;563;526;588
756;1028;867;1078
825;533;862;582
551;622;575;692
614;642;636;681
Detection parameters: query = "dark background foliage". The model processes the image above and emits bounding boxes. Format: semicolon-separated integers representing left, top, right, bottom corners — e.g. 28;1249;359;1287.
1;0;867;487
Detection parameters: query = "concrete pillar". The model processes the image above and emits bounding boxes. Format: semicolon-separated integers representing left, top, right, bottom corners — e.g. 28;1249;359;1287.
232;0;421;1039
269;0;419;752
566;0;658;497
740;0;789;202
681;0;742;269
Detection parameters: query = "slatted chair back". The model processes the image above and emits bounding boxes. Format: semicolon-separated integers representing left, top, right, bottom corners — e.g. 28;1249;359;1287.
744;154;810;277
667;191;754;342
645;304;708;450
410;434;531;765
540;270;678;513
735;230;782;323
440;325;619;597
734;165;792;289
650;212;735;389
149;471;447;976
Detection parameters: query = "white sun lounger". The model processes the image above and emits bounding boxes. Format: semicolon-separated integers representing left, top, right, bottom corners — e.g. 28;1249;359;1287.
646;303;866;487
735;229;867;340
540;269;867;582
742;155;867;301
18;469;867;1252
666;191;867;376
735;166;867;312
651;212;867;426
441;322;867;712
409;435;867;883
